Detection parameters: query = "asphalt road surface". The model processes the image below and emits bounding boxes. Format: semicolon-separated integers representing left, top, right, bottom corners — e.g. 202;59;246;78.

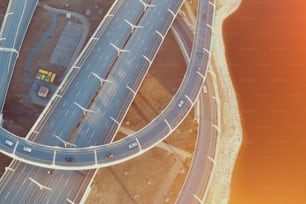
0;0;38;112
0;0;213;169
0;0;186;203
171;6;218;203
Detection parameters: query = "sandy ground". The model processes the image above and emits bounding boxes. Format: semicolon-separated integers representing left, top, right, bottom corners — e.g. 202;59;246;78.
204;0;243;203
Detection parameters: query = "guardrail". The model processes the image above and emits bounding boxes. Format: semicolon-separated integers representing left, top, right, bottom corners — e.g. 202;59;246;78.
0;0;39;112
25;0;124;141
200;69;221;203
0;0;215;170
192;1;219;203
107;0;186;142
171;1;219;203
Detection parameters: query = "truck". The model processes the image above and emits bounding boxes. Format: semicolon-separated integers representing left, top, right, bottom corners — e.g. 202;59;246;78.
36;69;56;83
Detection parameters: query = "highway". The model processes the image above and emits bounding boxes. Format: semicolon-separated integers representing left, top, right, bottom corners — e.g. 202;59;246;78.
172;12;219;204
172;15;194;62
32;0;151;147
0;0;38;113
0;0;215;170
0;0;216;203
176;2;218;203
0;0;186;203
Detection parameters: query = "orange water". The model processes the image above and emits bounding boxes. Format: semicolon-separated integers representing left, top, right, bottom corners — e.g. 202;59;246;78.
224;1;306;204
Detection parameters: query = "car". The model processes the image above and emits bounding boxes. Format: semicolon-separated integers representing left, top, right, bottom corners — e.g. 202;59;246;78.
47;169;54;175
5;140;13;146
65;156;74;162
197;51;203;57
128;141;138;149
178;100;184;108
23;146;32;153
106;153;114;158
203;85;208;93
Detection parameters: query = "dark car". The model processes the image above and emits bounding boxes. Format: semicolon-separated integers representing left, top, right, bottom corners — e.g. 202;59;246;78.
106;153;114;158
197;51;203;57
65;156;74;162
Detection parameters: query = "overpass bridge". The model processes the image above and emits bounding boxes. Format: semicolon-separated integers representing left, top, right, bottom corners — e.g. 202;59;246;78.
0;0;214;170
171;9;220;204
0;0;38;124
0;0;215;202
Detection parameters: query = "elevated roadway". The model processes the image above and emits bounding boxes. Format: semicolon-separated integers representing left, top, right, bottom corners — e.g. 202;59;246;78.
0;0;215;170
172;11;219;204
1;0;215;203
0;0;38;115
0;0;186;202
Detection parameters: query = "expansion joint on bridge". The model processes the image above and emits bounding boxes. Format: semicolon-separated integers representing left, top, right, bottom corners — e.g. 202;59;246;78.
207;156;216;165
53;150;57;166
0;113;2;127
5;12;14;18
106;14;114;17
72;66;81;69
53;135;77;148
142;55;152;65
155;30;165;40
91;73;112;86
164;119;173;131
12;140;19;155
208;70;216;78
0;47;19;58
206;23;214;32
66;198;75;204
124;19;143;32
212;124;220;133
209;1;216;7
110;116;119;126
184;94;193;105
138;0;156;12
5;167;15;172
28;177;52;191
126;85;136;96
74;102;95;115
211;96;220;105
203;47;210;55
167;8;176;18
94;150;98;165
110;42;130;56
196;70;205;80
136;138;142;151
193;194;204;204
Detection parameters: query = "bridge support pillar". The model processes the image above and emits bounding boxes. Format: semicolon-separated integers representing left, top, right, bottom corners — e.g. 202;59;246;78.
194;99;200;123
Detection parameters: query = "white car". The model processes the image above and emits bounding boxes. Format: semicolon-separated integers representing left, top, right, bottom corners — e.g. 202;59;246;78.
128;141;138;149
5;140;13;146
23;146;32;153
203;85;208;93
178;100;184;108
